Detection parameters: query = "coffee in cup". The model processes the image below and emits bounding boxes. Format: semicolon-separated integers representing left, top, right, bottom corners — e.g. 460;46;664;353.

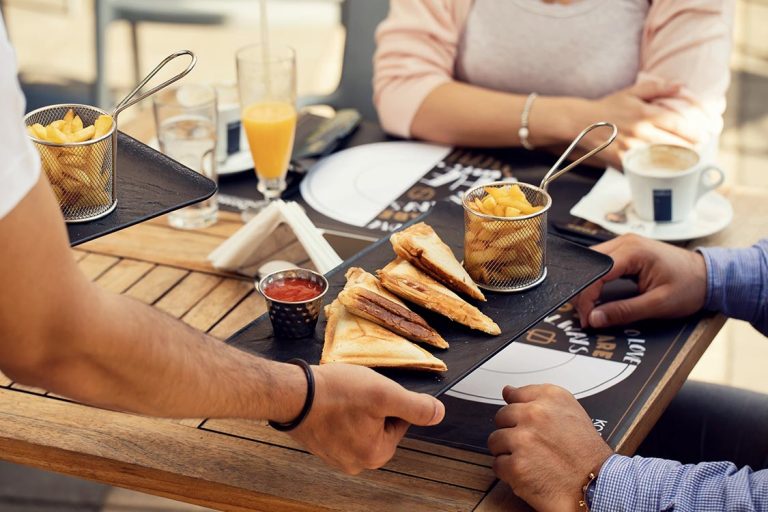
623;144;724;223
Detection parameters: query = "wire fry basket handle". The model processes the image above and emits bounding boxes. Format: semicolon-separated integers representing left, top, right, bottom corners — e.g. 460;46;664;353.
111;50;197;118
539;121;618;192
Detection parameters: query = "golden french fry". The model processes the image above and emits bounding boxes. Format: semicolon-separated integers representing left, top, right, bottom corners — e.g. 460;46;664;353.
30;123;48;140
484;186;508;201
481;194;497;211
58;152;88;168
469;185;542;219
69;126;96;143
63;108;75;123
47;126;70;144
62;166;92;187
86;139;109;176
71;115;84;132
59;174;83;195
93;115;113;139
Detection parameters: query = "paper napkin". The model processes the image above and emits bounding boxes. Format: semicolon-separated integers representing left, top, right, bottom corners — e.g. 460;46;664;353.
208;200;343;277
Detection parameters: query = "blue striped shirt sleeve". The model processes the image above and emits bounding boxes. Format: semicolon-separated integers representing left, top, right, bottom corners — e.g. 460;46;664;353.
593;454;768;511
698;239;768;336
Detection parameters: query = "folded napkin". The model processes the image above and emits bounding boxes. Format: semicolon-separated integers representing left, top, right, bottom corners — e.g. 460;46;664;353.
208;200;343;276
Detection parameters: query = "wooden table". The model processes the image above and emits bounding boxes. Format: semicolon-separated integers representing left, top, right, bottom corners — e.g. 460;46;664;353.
1;121;766;510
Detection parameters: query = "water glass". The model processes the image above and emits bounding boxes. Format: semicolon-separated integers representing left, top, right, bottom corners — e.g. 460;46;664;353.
153;84;218;229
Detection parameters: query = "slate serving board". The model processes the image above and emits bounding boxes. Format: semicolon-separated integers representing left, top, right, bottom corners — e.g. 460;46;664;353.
227;201;613;396
67;131;217;247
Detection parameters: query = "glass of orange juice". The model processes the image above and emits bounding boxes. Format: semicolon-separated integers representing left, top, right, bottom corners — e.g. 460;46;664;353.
236;44;297;220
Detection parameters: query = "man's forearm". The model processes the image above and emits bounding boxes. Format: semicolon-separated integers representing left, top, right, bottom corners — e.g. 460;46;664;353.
699;239;768;336
0;178;305;423
593;454;768;511
33;285;306;423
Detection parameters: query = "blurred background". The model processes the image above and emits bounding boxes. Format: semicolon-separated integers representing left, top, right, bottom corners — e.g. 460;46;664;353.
1;0;767;510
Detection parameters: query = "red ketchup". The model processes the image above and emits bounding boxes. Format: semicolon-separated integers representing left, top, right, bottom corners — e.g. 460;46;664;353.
263;277;324;302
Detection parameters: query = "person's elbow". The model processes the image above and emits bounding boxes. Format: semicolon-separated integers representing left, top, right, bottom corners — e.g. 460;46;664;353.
0;323;74;389
373;81;411;139
0;290;92;389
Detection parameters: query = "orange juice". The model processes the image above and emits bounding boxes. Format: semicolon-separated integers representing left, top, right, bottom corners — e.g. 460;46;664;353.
242;101;297;179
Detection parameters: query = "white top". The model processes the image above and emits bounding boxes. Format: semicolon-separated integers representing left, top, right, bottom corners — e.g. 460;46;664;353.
455;0;650;99
0;15;40;220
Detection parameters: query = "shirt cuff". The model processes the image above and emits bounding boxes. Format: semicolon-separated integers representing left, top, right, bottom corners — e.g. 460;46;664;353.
592;454;678;511
697;244;765;322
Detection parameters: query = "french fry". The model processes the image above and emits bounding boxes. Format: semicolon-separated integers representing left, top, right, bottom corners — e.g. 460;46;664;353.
93;115;113;138
71;115;84;133
70;126;96;143
29;123;47;140
47;126;69;144
58;152;88;168
469;184;542;218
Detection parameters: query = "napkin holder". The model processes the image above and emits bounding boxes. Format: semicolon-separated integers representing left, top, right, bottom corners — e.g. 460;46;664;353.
208;200;343;277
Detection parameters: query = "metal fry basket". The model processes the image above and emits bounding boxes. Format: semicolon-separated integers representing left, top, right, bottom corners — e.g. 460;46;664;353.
23;50;197;223
462;122;618;293
25;104;117;222
463;182;551;292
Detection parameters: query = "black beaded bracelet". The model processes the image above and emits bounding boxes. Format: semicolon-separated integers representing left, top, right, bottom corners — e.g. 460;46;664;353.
268;359;315;432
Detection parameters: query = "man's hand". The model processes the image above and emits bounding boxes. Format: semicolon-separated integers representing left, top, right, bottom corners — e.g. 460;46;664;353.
575;81;705;169
289;363;444;475
575;234;708;329
488;385;613;512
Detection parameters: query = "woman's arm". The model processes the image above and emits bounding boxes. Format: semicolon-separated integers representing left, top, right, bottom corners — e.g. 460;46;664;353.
374;0;727;168
641;0;735;147
373;0;472;138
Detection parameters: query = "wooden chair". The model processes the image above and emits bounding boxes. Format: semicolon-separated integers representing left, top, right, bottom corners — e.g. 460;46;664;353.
94;0;257;107
94;0;387;121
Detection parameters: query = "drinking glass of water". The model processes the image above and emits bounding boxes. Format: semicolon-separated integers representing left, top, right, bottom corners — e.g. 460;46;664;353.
153;84;218;229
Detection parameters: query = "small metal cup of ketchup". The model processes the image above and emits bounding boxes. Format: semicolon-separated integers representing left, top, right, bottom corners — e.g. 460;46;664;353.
257;268;329;339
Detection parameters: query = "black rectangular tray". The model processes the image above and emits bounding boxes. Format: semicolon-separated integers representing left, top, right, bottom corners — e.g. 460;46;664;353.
67;131;217;247
228;201;613;396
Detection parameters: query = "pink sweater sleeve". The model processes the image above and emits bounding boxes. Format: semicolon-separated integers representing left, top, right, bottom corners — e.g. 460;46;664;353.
639;0;734;138
374;0;734;142
373;0;472;138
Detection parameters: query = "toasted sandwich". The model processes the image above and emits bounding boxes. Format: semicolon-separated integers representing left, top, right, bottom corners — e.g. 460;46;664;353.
390;222;486;301
378;258;501;335
321;299;447;372
339;268;448;349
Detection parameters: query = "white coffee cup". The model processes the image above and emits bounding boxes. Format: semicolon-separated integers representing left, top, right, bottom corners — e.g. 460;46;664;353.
623;144;725;223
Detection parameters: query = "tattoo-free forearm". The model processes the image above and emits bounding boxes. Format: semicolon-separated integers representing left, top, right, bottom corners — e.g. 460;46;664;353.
0;178;304;423
39;286;306;423
410;81;574;148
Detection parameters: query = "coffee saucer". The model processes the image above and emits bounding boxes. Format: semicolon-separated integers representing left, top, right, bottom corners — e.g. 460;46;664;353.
570;168;733;242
